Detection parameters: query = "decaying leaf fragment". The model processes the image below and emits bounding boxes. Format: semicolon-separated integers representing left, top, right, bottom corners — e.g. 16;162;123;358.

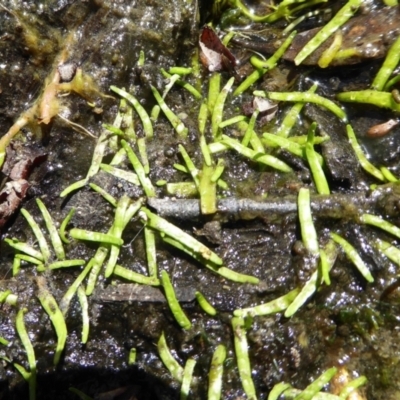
0;180;29;229
0;145;47;230
199;26;237;72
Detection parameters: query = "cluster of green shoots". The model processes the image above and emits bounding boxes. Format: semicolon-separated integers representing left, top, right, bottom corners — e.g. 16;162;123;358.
233;0;400;118
233;0;398;32
337;33;400;115
3;0;400;398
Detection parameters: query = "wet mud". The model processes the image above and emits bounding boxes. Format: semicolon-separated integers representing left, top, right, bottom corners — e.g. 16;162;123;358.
0;1;400;399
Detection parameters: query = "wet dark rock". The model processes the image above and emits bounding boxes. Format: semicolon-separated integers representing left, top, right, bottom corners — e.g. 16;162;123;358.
232;6;400;66
304;103;362;190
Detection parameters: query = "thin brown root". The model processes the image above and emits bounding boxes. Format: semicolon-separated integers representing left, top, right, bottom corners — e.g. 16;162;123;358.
57;114;97;139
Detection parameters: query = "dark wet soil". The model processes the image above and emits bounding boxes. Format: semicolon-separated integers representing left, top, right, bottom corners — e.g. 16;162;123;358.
1;1;400;399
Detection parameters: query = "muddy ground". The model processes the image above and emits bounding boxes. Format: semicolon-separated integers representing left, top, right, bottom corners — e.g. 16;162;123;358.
1;0;400;399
